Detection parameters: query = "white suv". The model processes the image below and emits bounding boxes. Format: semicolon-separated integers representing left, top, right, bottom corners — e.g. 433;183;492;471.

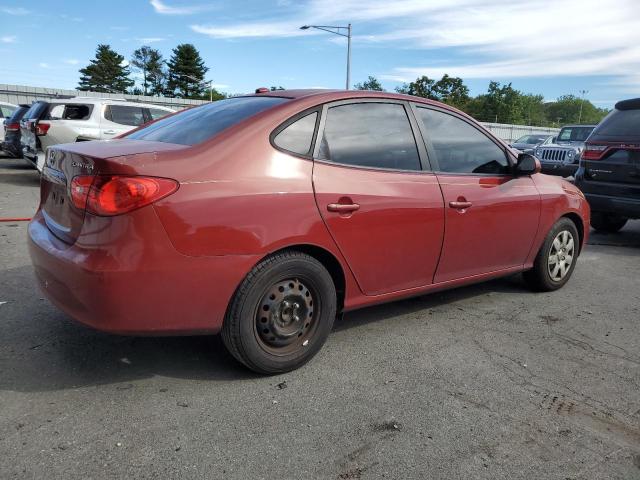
0;101;17;143
21;98;174;171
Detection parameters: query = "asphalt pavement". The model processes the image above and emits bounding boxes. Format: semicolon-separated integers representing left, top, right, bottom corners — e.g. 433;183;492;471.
1;155;639;479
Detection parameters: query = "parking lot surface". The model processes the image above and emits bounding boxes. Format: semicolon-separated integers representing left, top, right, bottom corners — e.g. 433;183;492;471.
1;157;639;479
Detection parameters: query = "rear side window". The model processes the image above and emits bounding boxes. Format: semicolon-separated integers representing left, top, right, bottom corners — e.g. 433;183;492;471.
126;96;289;146
1;105;15;118
48;104;93;120
148;108;172;120
105;105;146;126
273;111;318;156
591;109;640;139
318;103;421;171
417;107;509;174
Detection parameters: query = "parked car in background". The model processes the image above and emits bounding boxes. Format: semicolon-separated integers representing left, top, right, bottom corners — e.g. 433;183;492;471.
1;104;30;158
20;98;174;171
535;125;596;177
509;134;553;154
575;98;640;232
0;101;18;144
28;89;589;374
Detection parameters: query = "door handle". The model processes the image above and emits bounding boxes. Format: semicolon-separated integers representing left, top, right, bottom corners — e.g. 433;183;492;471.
449;201;472;209
103;130;116;135
327;203;360;213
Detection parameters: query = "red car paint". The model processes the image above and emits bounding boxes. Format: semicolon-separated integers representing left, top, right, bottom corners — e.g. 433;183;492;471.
28;90;590;335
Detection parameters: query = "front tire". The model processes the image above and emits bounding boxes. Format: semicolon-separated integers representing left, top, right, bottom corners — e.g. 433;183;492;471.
590;212;627;233
523;218;579;292
222;251;337;374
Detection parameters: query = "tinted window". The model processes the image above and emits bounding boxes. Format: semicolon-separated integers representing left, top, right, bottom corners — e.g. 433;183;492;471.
127;96;288;145
319;103;420;171
106;105;146;126
274;112;317;156
6;106;29;123
557;126;594;142
23;102;48;121
591;109;640;139
149;107;172;120
417;107;509;174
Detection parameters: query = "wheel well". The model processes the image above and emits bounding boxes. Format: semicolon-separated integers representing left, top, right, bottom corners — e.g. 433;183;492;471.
271;244;346;312
562;213;584;253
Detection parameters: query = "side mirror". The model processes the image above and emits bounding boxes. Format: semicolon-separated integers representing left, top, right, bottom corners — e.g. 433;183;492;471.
516;153;541;175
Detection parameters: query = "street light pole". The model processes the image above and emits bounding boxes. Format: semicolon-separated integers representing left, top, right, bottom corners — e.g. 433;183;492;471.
578;89;589;124
300;24;352;90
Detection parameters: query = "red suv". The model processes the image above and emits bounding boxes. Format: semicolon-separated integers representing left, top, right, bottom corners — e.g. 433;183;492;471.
28;90;589;373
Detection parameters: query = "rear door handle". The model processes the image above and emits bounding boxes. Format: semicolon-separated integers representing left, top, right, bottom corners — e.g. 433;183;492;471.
103;130;116;135
449;201;472;209
327;203;360;213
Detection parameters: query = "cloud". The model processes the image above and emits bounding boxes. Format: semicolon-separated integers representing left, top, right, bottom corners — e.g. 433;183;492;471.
189;0;640;88
136;37;165;43
149;0;215;15
1;35;16;43
64;59;79;65
1;6;29;15
39;62;50;69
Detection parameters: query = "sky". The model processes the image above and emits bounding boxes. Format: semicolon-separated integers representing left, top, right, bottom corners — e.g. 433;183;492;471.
0;0;638;108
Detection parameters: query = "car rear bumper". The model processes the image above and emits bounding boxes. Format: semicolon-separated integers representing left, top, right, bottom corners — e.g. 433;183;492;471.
582;193;640;219
28;209;260;335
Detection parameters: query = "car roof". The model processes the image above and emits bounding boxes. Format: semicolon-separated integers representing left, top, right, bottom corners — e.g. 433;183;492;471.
39;97;175;110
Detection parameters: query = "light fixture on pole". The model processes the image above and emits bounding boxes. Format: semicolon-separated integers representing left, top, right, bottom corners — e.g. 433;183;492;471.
578;89;589;124
300;24;352;90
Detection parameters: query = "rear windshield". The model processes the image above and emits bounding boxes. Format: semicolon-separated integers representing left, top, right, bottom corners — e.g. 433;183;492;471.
126;96;289;145
591;109;640;140
23;102;49;121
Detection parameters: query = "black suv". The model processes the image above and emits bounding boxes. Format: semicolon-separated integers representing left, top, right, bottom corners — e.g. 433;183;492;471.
575;98;640;232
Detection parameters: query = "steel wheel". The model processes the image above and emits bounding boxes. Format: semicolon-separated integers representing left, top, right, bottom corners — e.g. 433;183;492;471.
254;277;318;356
547;229;575;282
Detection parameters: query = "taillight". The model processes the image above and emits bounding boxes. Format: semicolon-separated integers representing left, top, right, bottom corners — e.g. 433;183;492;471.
582;144;608;160
71;175;179;216
36;122;50;136
5;122;19;132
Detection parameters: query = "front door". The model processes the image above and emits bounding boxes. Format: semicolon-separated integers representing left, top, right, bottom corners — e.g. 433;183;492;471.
413;105;540;283
312;100;445;296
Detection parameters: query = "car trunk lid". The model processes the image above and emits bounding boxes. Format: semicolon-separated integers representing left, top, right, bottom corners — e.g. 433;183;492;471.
40;140;186;244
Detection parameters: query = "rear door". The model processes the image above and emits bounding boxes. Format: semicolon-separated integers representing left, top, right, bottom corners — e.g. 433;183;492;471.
100;104;147;139
312;100;445;296
413;105;540;283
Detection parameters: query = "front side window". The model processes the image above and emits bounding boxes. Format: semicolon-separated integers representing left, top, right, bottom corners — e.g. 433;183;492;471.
318;102;421;171
126;96;289;145
273;111;317;156
105;105;146;126
417;107;509;174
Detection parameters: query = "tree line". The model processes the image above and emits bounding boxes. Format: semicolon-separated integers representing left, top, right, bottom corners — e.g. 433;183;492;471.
77;44;609;127
355;75;609;127
78;43;225;100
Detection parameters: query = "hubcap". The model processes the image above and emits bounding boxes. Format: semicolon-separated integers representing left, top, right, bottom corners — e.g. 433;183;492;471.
256;278;315;351
547;230;575;282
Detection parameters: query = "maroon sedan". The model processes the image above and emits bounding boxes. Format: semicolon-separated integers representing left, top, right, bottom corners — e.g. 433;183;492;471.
28;90;589;373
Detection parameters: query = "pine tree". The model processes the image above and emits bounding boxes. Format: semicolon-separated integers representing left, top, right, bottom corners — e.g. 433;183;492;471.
166;44;209;98
131;46;165;96
78;44;134;93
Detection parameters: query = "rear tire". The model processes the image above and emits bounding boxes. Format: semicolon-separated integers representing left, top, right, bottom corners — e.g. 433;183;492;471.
222;251;336;374
590;212;627;233
523;217;579;292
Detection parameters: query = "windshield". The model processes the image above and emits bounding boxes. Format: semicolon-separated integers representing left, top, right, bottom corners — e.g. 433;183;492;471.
557;126;594;142
591;109;640;139
515;134;548;144
126;96;289;146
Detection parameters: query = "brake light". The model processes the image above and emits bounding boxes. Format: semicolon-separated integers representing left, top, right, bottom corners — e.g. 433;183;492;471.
582;144;608;160
255;87;269;93
71;175;179;216
36;122;50;136
5;122;19;131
